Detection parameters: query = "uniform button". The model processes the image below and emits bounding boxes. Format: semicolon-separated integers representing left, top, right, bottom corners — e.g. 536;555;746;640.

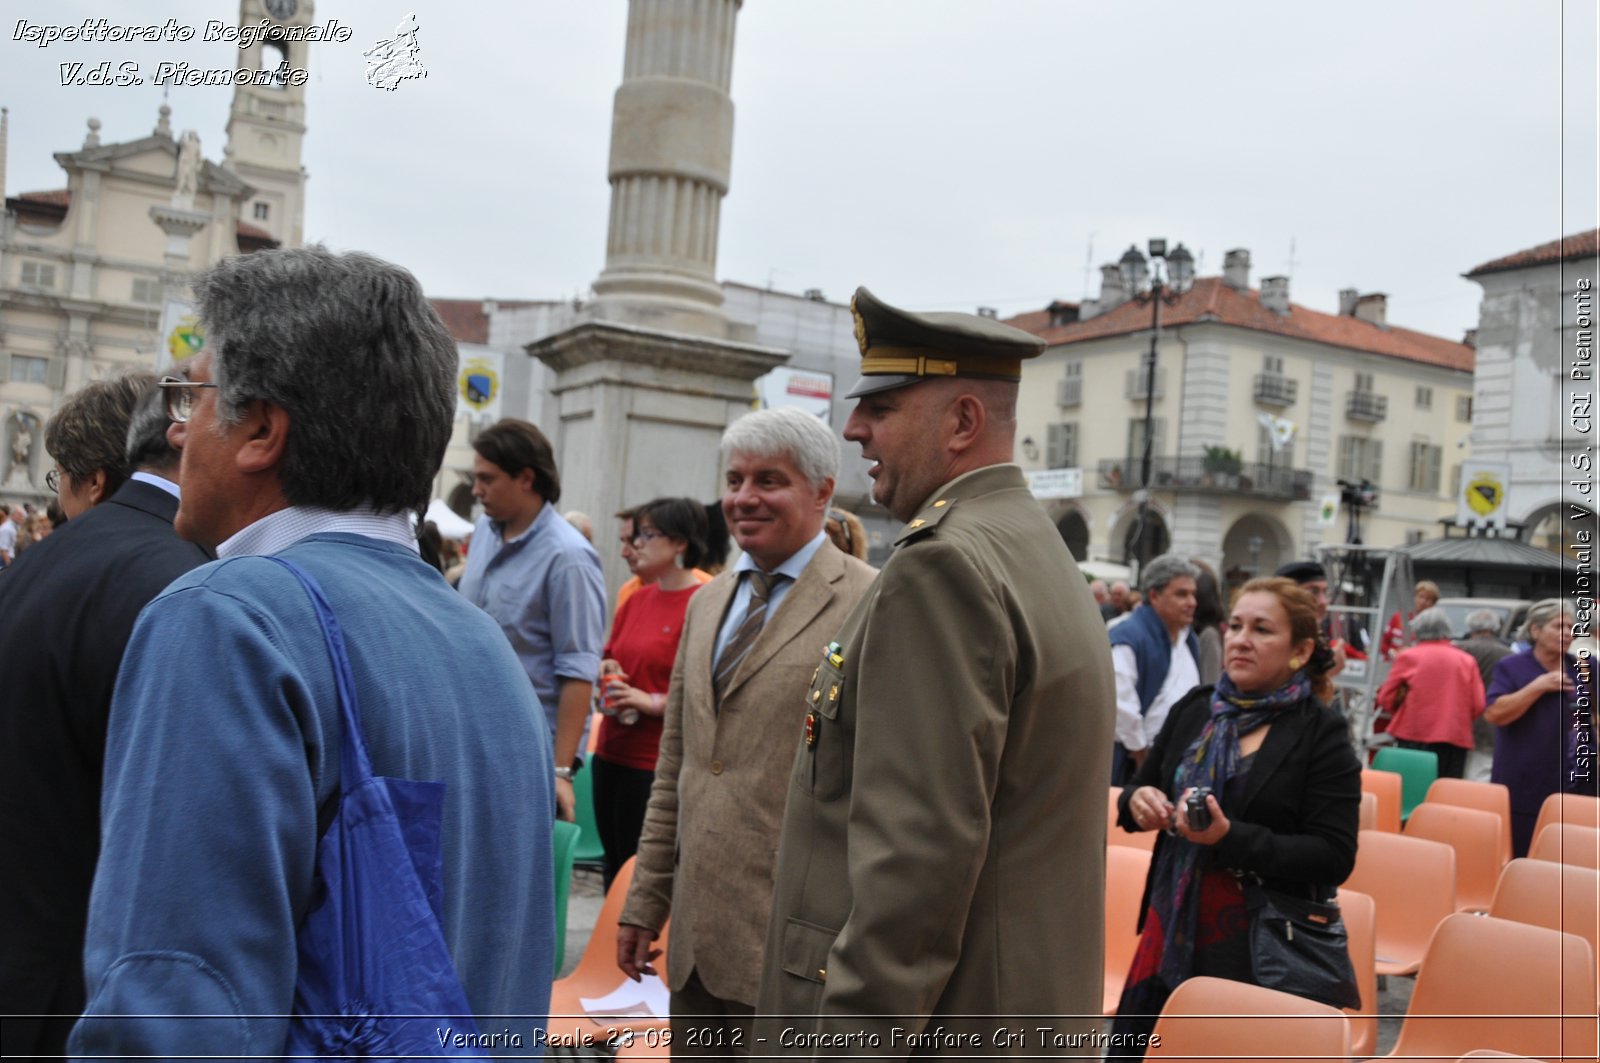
711;760;724;774
817;968;827;981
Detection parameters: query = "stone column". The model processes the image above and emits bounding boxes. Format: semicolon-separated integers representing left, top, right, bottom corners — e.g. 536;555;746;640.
529;0;788;595
588;0;742;338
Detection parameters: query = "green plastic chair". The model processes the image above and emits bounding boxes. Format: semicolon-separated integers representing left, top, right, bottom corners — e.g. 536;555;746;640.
1372;746;1439;821
551;819;581;975
572;762;606;870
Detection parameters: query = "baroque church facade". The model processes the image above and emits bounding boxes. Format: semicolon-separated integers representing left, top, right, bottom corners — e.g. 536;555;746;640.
0;0;311;506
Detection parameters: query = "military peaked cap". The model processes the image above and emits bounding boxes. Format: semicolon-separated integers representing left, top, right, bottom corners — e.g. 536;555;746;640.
845;286;1047;398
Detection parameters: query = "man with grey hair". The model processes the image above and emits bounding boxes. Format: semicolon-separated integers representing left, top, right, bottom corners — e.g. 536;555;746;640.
617;406;876;1054
69;248;555;1058
1457;609;1514;780
0;378;208;1060
1375;606;1485;779
1108;553;1201;783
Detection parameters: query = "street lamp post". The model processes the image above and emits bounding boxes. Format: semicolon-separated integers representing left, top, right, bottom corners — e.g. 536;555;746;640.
1125;238;1194;572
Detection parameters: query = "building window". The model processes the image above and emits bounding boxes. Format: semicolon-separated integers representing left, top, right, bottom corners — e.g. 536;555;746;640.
1354;371;1374;393
1408;441;1443;493
131;278;161;304
1058;362;1082;407
1263;354;1284;375
253;202;271;220
1338;435;1383;482
1126;417;1167;462
9;355;49;384
1415;386;1433;409
19;260;56;288
1450;462;1463;498
1047;423;1078;468
1457;394;1473;422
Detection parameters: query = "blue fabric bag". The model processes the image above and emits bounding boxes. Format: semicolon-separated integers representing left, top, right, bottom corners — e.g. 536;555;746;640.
270;557;488;1060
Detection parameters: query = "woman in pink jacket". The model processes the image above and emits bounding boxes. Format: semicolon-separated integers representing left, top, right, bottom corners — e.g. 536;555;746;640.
1375;606;1486;778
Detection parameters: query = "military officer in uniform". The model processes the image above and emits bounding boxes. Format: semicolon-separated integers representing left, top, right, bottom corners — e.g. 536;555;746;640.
755;288;1116;1057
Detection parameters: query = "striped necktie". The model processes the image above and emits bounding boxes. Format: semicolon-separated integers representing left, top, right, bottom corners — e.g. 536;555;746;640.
713;570;786;707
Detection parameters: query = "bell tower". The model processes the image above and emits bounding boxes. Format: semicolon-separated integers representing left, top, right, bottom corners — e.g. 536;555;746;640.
223;0;311;247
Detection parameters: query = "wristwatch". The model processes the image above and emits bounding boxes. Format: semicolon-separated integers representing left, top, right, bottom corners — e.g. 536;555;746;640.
554;766;574;781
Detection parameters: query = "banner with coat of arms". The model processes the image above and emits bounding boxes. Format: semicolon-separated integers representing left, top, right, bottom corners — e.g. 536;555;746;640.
455;350;503;422
155;299;204;373
1456;459;1510;529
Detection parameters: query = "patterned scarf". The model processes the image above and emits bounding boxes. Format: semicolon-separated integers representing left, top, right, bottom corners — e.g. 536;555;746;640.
1151;670;1313;989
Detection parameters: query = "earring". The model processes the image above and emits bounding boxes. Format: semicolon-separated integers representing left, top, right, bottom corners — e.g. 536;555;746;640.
1289;657;1304;670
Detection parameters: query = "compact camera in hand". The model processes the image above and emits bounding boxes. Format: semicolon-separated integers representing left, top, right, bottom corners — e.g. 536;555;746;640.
1184;787;1214;832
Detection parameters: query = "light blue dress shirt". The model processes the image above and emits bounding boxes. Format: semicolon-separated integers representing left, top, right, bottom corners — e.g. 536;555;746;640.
457;502;606;740
713;530;828;665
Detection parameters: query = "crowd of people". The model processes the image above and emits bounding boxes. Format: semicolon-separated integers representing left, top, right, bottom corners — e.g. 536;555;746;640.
0;245;1589;1061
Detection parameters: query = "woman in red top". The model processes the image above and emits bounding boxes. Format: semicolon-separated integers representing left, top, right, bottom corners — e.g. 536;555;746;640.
592;497;708;889
1375;605;1486;778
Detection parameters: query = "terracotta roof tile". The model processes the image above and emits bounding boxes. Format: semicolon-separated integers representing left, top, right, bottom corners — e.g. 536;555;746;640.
430;299;490;345
1005;276;1474;373
17;188;70;207
1465;228;1599;277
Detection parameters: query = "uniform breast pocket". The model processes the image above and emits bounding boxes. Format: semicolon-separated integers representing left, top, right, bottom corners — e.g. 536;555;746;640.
791;659;851;800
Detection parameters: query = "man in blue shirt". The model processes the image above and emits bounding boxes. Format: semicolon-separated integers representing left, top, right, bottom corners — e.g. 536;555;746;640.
71;248;555;1059
458;418;606;821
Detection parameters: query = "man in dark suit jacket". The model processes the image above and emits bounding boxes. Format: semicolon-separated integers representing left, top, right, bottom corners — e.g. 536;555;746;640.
0;380;210;1059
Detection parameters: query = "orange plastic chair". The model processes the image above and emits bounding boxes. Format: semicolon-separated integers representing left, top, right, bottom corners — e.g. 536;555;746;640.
548;856;672;1039
1426;777;1513;868
1529;823;1600;871
1454;1052;1552;1060
1384;913;1597;1062
1147;975;1352;1062
1362;769;1403;833
1103;845;1152;1015
1405;803;1506;913
1343;829;1455;976
1532;792;1600;844
1359;790;1379;831
1490;858;1600;996
1108;786;1157;851
1336;888;1378;1058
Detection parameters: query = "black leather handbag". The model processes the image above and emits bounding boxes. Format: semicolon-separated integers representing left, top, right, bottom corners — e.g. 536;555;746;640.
1243;880;1361;1010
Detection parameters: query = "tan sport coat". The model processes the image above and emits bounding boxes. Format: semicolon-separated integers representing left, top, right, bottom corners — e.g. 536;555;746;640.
755;465;1116;1056
619;539;877;1006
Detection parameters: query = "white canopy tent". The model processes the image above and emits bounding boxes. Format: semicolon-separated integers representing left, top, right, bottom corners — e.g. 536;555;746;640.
421;498;475;541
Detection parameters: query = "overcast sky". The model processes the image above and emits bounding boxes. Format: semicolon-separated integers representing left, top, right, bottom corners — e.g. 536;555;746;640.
3;1;1595;342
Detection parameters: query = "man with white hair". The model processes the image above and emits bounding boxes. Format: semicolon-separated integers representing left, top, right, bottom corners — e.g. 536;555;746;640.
1109;553;1201;783
617;407;876;1054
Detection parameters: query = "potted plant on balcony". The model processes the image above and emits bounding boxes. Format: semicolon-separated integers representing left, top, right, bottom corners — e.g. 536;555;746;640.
1201;445;1243;486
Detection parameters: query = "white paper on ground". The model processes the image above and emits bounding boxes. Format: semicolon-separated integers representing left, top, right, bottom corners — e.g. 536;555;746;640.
580;974;670;1018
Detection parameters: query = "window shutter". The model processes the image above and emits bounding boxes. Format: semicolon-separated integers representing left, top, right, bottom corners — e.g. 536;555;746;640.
47;356;66;389
1368;440;1383;483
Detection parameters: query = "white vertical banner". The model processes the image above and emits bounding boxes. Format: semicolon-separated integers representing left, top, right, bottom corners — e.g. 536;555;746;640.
456;348;505;422
1317;492;1341;527
1457;460;1511;529
155;299;205;374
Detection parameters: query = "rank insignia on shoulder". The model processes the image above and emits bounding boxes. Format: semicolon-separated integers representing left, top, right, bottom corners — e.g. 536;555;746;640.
805;711;817;748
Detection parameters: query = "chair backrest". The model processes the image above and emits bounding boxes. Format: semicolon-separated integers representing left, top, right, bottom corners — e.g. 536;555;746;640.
1391;913;1597;1061
1344;829;1456;975
1147;975;1351;1063
571;762;607;866
1404;803;1506;912
1533;792;1600;845
1335;887;1378;1058
1361;769;1403;833
1490;858;1600;996
1371;746;1438;819
1103;845;1152;1013
1529;823;1600;871
1426;777;1513;867
552;819;582;975
1358;790;1378;831
1108;786;1157;851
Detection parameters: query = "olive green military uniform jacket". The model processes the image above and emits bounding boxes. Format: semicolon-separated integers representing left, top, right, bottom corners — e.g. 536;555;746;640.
619;540;877;1006
755;464;1116;1057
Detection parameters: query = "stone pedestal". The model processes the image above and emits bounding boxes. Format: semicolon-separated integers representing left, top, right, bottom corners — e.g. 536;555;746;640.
528;321;786;590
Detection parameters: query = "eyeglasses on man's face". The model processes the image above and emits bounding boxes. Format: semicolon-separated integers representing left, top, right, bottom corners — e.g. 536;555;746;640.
158;375;219;424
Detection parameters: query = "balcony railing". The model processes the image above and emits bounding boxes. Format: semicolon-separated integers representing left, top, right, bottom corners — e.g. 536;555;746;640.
1346;391;1388;422
1253;373;1298;406
1096;456;1313;501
